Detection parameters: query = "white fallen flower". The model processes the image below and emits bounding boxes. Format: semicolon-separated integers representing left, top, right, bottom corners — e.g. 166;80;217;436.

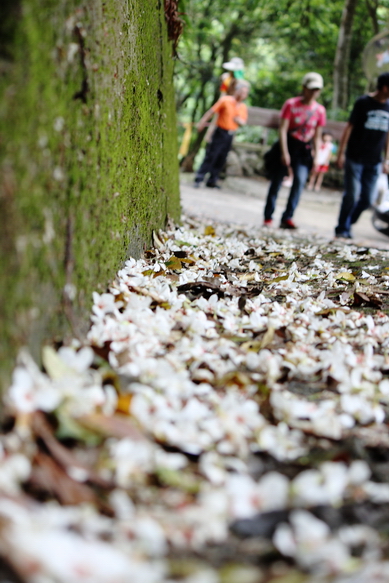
274;510;352;575
0;452;31;494
8;352;61;414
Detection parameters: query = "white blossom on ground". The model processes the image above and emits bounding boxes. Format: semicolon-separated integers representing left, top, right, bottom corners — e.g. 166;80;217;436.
3;217;389;581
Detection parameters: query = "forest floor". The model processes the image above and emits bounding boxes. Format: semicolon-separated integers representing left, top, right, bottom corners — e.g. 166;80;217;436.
3;193;389;582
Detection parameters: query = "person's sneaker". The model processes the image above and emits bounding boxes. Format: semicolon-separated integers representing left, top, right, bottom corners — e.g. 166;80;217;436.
334;231;352;239
206;183;221;189
263;219;273;227
280;219;297;229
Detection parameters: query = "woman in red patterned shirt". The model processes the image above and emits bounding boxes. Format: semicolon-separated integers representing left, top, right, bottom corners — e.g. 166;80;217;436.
263;72;326;229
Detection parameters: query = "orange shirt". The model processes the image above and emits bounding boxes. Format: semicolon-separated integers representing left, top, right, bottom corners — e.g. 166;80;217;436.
212;96;248;131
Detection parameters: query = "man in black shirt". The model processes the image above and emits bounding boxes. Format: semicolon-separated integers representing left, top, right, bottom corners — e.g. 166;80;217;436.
335;72;389;238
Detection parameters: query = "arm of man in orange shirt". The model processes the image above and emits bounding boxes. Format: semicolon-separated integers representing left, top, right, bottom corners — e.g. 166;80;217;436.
197;108;216;132
234;114;246;126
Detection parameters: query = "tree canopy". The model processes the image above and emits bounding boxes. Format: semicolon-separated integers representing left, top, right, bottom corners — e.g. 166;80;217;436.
175;0;389;131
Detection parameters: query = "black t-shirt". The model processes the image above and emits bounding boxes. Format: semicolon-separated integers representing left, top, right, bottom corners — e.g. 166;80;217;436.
346;95;389;165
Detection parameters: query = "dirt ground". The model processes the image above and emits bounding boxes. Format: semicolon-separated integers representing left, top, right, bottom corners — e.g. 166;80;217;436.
180;173;389;250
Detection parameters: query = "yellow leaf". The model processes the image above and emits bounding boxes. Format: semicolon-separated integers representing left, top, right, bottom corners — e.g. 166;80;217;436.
241;340;262;352
273;274;289;282
156;467;200;494
116;394;133;415
152;231;164;248
335;272;355;282
239;273;256;281
42;346;72;380
260;326;275;349
174;240;193;247
217;371;251;388
204;225;216;236
165;256;182;270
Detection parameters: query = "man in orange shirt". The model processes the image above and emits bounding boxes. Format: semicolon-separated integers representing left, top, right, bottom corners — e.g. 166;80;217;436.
194;81;249;189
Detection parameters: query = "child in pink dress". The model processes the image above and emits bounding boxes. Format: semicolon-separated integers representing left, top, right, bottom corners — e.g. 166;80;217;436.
307;132;333;191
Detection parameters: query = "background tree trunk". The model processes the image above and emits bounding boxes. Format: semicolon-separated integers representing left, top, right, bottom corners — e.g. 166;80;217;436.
365;0;379;35
180;129;207;172
332;0;359;111
180;18;242;172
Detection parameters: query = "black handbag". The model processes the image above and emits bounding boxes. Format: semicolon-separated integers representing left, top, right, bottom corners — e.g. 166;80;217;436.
263;140;287;179
263;135;313;179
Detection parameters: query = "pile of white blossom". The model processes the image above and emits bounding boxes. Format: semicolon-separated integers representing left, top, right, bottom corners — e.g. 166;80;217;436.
3;216;389;583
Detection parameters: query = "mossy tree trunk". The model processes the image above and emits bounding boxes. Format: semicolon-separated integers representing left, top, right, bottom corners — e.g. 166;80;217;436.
0;0;180;389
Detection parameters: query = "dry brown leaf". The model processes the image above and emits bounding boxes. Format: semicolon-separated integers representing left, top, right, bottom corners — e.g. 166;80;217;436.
177;280;223;299
216;371;251;388
31;412;111;488
352;291;382;308
29;452;98;506
91;341;112;362
78;413;148;441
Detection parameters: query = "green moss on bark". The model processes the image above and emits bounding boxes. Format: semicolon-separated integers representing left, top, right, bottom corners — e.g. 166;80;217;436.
0;0;180;388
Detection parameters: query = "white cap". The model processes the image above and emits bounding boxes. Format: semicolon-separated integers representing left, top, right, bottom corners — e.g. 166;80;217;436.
222;57;244;71
302;72;324;89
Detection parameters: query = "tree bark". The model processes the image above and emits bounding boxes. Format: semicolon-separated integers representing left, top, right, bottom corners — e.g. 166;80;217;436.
332;0;359;111
180;129;206;171
365;0;379;35
0;0;180;388
180;19;242;172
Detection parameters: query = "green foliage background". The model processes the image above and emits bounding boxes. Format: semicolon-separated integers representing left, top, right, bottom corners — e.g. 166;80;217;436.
176;0;389;132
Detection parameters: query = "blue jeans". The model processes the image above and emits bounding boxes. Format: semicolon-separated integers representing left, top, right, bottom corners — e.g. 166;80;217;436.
335;158;381;236
264;161;309;222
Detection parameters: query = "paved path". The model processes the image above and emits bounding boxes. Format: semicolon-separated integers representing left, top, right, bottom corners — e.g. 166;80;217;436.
180;174;389;250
